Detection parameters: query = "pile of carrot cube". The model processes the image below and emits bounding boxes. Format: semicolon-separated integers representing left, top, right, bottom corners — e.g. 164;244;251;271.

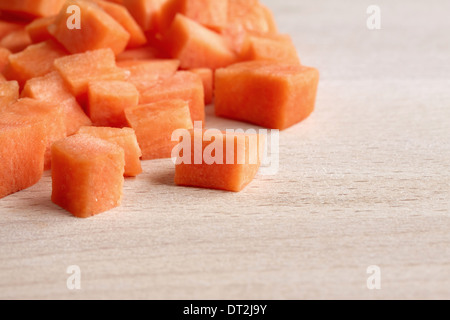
0;0;319;218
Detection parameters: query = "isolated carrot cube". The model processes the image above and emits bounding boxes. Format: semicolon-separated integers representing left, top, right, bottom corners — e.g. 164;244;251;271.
48;0;130;55
22;71;92;136
51;134;125;218
0;117;46;199
4;40;67;87
163;14;237;70
215;61;319;130
117;59;180;93
125;99;193;160
0;81;19;110
87;80;139;128
53;48;128;98
0;0;65;18
188;68;213;104
174;130;265;192
78;126;142;177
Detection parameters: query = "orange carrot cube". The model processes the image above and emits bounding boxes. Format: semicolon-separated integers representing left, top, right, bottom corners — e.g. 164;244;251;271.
188;68;213;104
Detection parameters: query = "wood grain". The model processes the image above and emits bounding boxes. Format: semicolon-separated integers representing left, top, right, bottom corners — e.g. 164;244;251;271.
0;0;449;299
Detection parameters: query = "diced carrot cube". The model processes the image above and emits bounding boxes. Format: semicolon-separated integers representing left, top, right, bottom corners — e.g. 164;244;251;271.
0;116;46;199
25;16;56;43
122;0;167;32
125;99;193;160
160;0;228;32
117;59;180;93
140;71;205;123
0;0;65;18
188;68;213;104
3;40;67;87
53;48;128;98
78;126;142;177
239;32;300;65
21;71;92;136
0;81;20;110
0;29;31;53
87;80;139;128
215;61;320;130
3;98;66;170
48;0;130;55
163;14;237;70
51;134;125;218
91;0;147;48
174;130;265;192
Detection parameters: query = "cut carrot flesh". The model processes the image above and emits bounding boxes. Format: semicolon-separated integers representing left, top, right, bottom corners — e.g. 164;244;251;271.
78;126;142;177
48;0;130;55
0;0;65;18
116;45;170;61
0;81;20;110
122;0;167;32
87;80;139;128
0;28;32;53
140;71;205;123
91;0;147;48
163;14;237;70
25;16;56;43
0;47;11;72
125;99;193;160
215;61;320;130
51;134;125;218
53;48;128;98
0;20;24;39
2;98;66;170
117;59;179;93
188;68;213;104
174;130;265;192
21;71;92;135
3;40;67;87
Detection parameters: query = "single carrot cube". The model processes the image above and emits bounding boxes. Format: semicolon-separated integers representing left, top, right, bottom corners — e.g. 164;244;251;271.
21;71;92;136
0;29;31;53
159;0;229;32
163;14;237;70
0;0;65;18
215;61;320;130
53;48;128;98
0;81;20;110
3;40;67;87
91;0;147;48
239;32;300;65
0;116;46;199
51;134;125;218
48;0;130;55
174;130;265;192
188;68;213;104
25;16;56;43
140;71;205;123
78;126;142;177
5;98;67;170
87;80;139;128
125;99;193;160
117;59;180;93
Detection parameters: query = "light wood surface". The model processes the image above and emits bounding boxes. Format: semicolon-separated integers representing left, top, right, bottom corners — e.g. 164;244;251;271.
1;0;449;300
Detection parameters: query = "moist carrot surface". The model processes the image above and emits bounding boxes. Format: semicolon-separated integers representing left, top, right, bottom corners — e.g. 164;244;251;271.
87;80;139;128
140;71;205;123
163;14;237;70
215;61;320;130
25;16;56;43
4;40;67;87
188;68;213;105
51;134;125;218
53;48;128;98
0;0;65;18
125;99;193;160
0;28;31;53
77;126;143;177
21;71;92;135
122;0;167;32
48;0;130;55
174;130;265;192
0;81;19;110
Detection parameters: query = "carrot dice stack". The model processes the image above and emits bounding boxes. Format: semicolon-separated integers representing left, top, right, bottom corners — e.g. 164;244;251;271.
0;0;320;216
